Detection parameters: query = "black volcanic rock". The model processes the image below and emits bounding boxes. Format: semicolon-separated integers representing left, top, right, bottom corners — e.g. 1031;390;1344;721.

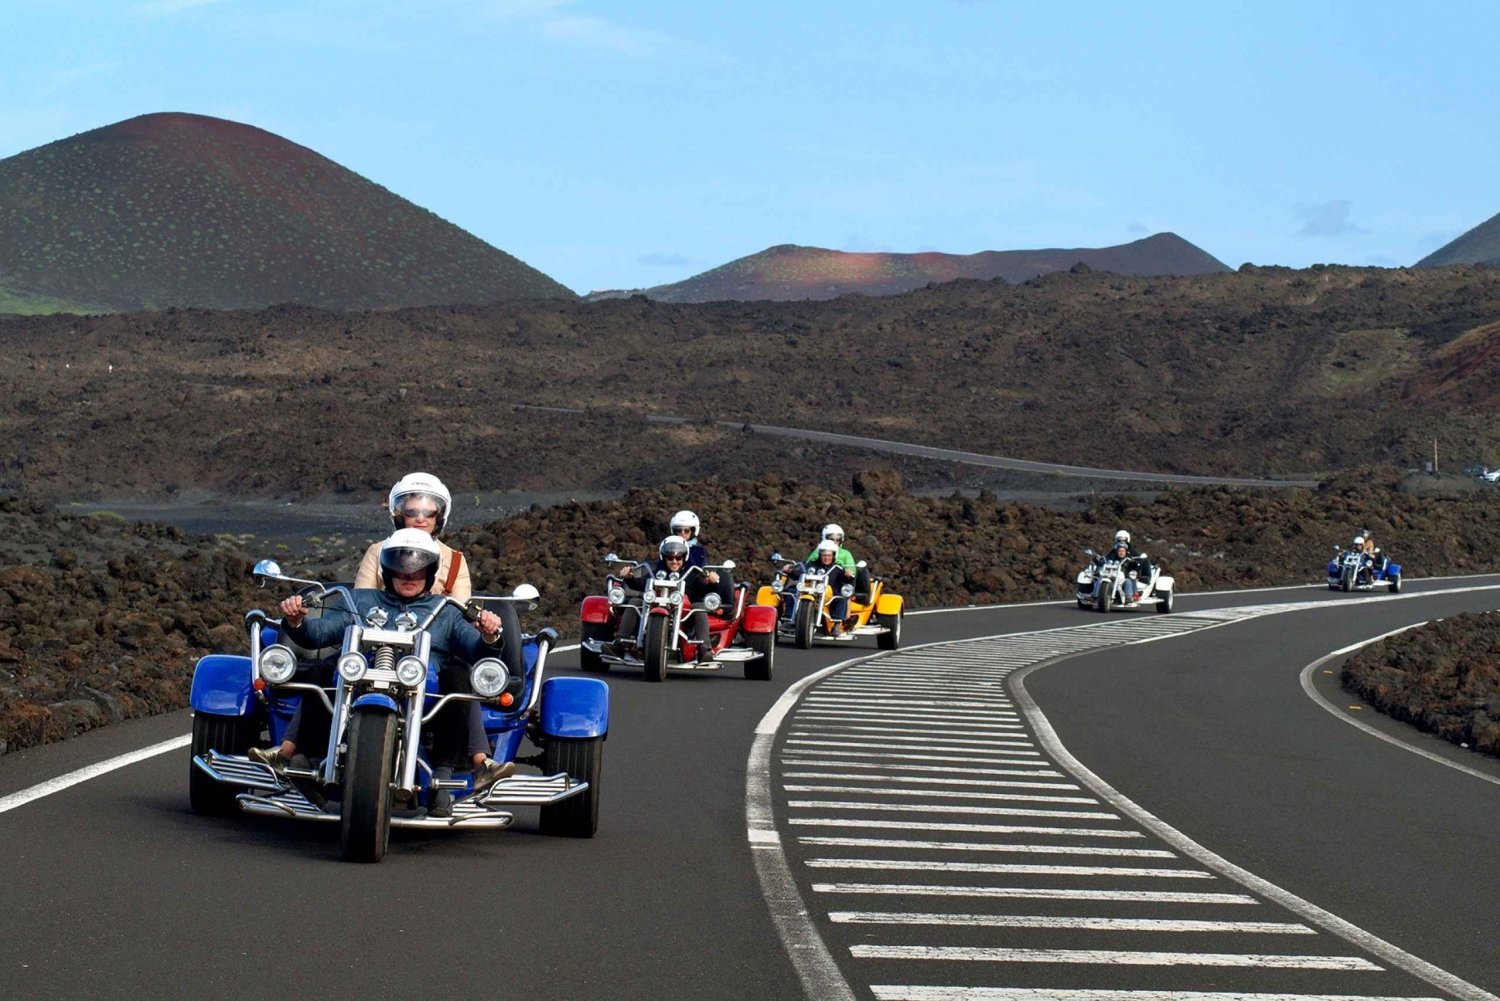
1416;210;1500;268
0;112;575;312
589;232;1229;303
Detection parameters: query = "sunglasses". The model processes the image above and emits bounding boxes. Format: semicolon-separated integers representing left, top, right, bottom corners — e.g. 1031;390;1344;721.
675;527;694;535
663;555;685;562
401;507;439;520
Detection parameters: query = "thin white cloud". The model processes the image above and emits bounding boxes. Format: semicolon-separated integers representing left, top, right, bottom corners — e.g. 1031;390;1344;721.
132;0;225;16
1294;199;1367;238
480;0;684;57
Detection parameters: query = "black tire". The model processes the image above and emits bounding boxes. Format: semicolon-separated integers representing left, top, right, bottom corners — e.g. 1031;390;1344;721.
494;599;523;677
579;621;611;673
189;712;255;816
643;615;670;683
745;628;774;681
1340;567;1353;592
1389;574;1402;594
341;711;396;863
793;601;815;649
876;609;902;650
1099;582;1113;613
1157;589;1174;614
539;735;603;838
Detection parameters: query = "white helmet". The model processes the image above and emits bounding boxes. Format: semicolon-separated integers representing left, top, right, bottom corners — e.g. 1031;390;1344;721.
389;472;452;535
670;509;700;540
816;539;840;556
821;523;844;544
379;528;442;592
658;535;690;561
1114;530;1131;544
1353;535;1365;546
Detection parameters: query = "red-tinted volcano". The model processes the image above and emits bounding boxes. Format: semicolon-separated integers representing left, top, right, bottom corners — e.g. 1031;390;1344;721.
0;113;575;312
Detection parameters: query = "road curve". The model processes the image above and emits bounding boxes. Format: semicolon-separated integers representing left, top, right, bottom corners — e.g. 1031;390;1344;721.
1;577;1496;1000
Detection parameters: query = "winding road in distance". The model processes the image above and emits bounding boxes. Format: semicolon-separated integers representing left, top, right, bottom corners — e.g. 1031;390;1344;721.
513;404;1324;489
3;575;1498;1001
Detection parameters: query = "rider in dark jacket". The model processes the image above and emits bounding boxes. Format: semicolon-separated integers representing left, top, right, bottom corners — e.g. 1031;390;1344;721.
614;535;726;663
249;530;514;803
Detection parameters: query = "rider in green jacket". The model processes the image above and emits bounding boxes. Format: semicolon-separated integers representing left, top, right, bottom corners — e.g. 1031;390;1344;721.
805;523;856;569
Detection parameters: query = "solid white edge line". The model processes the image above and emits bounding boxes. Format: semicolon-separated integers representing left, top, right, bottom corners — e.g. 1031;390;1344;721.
1011;631;1500;1001
1299;627;1500;788
0;734;191;816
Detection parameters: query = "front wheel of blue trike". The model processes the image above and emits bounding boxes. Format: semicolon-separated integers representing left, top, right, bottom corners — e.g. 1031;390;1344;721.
539;735;602;838
341;711;396;863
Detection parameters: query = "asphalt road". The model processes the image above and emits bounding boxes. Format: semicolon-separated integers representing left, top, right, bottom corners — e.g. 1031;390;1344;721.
2;576;1498;1001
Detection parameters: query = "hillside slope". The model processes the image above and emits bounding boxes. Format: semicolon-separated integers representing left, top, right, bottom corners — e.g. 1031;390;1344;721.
1416;210;1500;268
592;232;1229;303
4;265;1500;501
0;112;575;312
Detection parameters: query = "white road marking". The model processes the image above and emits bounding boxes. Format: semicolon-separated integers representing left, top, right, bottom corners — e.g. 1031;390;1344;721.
749;584;1500;1001
800;837;1173;858
782;746;1046;765
849;945;1379;970
872;989;1443;1001
788;818;1144;838
785;737;1041;756
831;912;1314;933
1298;625;1500;788
812;883;1257;904
780;759;1063;778
805;857;1212;878
783;773;1079;790
784;784;1098;805
788;732;1035;748
0;734;191;816
788;800;1123;820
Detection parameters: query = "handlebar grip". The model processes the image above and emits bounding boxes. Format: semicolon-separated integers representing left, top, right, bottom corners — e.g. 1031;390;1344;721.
461;600;482;623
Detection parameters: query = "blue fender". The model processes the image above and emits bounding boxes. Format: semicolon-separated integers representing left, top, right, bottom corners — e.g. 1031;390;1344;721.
352;693;400;713
190;654;255;716
539;677;609;738
1385;560;1403;578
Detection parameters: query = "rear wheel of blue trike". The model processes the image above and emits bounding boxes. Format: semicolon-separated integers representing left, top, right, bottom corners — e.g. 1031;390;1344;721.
539;735;602;838
189;712;255;816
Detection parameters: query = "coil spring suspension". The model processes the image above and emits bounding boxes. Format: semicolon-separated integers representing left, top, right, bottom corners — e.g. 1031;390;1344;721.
372;646;396;673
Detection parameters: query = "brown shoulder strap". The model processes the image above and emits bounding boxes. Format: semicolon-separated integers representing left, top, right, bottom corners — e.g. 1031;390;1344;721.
444;550;464;595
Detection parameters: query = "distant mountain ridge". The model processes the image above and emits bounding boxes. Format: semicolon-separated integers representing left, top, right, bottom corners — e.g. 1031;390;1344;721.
1416;210;1500;268
589;232;1229;303
0;112;575;313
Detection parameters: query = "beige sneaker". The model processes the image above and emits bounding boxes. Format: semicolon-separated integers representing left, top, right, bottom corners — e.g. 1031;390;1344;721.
471;758;516;796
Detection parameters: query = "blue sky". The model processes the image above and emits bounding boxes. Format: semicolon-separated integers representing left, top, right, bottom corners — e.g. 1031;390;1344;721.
4;0;1497;294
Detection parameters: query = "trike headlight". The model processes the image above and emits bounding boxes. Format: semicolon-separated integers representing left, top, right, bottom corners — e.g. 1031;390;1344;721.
395;655;427;688
669;591;683;606
258;644;297;685
470;658;509;698
337;651;368;683
702;592;722;612
840;584;855;597
607;586;626;605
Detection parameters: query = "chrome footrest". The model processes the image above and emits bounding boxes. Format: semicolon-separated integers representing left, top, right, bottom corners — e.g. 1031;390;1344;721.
197;750;287;791
238;789;336;820
478;772;589;806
